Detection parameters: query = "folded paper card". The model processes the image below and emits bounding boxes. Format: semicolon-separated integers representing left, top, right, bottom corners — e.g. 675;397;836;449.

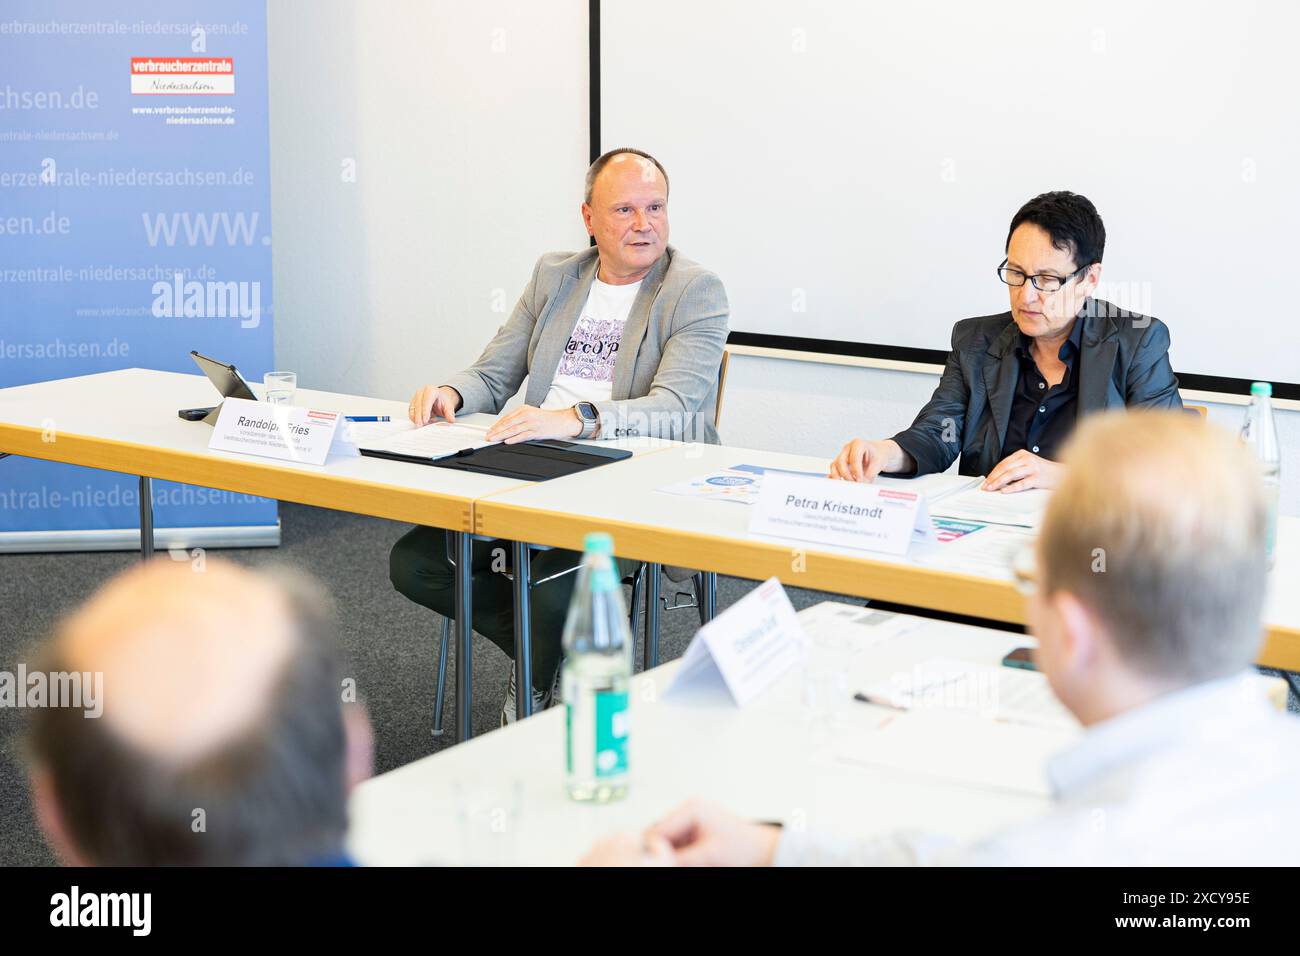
209;397;355;466
666;577;808;706
749;472;934;555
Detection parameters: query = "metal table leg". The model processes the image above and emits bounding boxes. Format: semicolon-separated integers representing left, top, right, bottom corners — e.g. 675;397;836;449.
628;563;646;656
701;571;718;622
452;530;474;743
645;562;661;670
432;618;450;737
138;476;154;560
512;540;533;720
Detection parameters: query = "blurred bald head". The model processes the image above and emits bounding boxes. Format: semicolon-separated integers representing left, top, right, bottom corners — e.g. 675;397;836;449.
28;558;359;866
59;560;298;762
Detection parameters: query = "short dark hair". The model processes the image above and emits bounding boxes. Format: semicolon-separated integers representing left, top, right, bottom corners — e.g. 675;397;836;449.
27;569;351;867
584;147;669;204
1005;191;1105;269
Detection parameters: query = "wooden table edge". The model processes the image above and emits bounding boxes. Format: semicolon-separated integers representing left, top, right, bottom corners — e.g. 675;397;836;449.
0;422;474;531
474;499;1300;672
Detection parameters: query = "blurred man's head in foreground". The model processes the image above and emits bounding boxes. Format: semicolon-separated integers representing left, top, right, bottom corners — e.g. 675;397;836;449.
1031;410;1269;724
27;558;371;866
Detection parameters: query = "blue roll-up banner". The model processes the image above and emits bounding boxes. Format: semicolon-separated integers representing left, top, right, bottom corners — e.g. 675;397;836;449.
0;1;278;549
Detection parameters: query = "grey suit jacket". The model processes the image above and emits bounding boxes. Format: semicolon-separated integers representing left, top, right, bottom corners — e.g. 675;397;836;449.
442;245;729;443
890;298;1184;477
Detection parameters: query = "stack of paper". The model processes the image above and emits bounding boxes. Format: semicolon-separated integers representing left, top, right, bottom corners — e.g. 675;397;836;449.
858;656;1079;732
929;484;1050;529
911;522;1036;578
353;420;494;461
875;472;981;504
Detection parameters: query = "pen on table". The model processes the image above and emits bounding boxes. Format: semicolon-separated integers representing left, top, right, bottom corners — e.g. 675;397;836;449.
344;415;391;422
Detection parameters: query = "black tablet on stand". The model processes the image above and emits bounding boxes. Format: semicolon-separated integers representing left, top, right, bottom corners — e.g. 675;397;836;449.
186;350;259;424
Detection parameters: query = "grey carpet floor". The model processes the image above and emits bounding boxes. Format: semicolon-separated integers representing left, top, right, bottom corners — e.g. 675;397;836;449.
4;503;1295;866
0;502;867;866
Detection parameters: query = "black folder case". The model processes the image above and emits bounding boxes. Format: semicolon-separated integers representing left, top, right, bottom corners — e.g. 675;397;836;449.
360;439;632;481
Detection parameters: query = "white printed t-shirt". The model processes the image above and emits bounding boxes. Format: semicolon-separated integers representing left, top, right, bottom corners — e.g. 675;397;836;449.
540;276;642;410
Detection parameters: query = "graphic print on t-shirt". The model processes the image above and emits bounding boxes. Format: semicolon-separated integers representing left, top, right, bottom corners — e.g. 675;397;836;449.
541;275;641;411
555;315;623;384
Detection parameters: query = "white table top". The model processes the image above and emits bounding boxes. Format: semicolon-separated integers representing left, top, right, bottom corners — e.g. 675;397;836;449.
0;367;669;518
476;440;973;566
5;368;1296;649
482;441;832;536
346;606;1054;866
474;440;1300;647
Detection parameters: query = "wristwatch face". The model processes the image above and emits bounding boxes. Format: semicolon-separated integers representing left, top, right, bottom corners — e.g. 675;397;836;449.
577;402;598;423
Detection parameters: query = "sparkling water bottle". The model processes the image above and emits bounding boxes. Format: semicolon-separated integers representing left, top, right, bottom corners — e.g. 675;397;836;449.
562;532;632;802
1241;382;1281;568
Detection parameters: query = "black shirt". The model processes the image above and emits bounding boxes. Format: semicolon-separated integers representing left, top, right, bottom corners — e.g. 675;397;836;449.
999;317;1083;462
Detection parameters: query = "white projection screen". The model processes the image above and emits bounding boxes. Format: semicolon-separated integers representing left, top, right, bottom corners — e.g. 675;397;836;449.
600;0;1300;390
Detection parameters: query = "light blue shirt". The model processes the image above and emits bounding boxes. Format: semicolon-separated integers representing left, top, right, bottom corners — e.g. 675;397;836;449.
775;672;1300;866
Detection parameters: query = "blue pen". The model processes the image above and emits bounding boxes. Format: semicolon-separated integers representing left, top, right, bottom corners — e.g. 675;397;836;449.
345;415;391;422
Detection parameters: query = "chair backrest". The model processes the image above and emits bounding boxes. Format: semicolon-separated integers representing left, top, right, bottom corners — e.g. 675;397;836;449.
1185;404;1209;420
714;348;731;429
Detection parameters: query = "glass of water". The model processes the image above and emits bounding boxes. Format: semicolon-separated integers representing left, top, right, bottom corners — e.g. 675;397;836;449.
263;371;296;405
454;779;524;866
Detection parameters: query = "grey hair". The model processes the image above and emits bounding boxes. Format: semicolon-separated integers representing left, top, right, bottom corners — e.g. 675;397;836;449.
584;147;669;205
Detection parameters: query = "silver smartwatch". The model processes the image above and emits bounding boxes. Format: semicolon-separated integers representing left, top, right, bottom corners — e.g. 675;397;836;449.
574;402;599;439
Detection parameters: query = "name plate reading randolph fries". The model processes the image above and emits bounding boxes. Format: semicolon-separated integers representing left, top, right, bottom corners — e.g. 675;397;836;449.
749;471;933;555
208;397;344;466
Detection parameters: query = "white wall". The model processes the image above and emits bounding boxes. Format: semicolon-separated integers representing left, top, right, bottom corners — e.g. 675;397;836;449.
602;0;1300;386
265;0;1299;520
719;353;1300;517
267;0;588;401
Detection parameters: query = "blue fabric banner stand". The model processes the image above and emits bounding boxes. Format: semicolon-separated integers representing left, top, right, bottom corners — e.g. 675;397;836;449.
0;1;279;552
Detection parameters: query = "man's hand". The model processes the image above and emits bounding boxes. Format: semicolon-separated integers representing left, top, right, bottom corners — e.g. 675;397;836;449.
578;832;676;867
409;385;461;426
982;449;1063;493
645;799;782;867
829;438;912;483
485;405;583;444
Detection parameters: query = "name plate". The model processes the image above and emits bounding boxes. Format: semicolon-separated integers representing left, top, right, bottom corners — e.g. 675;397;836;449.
666;577;807;707
209;397;345;466
749;472;932;555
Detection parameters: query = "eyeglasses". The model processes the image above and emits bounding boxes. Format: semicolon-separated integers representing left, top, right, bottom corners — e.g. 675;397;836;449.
997;258;1089;293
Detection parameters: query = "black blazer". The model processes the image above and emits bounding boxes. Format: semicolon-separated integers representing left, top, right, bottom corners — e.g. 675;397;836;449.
890;298;1183;477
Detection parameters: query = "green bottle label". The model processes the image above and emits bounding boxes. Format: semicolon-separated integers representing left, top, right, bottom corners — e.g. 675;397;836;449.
588;553;619;594
594;690;629;777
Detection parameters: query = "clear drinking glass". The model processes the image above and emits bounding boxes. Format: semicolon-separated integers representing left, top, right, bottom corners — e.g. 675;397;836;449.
454;779;524;866
263;371;296;405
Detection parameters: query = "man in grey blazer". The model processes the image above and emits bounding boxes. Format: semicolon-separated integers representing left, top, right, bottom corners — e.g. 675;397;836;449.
830;191;1182;492
390;148;729;722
